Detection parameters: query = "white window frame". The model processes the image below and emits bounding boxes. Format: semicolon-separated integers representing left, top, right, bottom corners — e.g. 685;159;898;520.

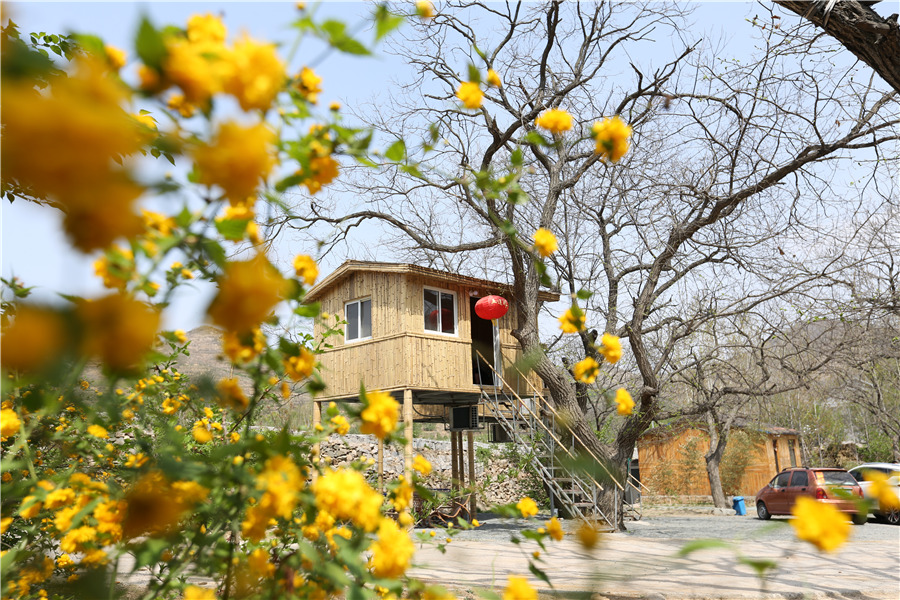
345;297;372;343
423;286;458;336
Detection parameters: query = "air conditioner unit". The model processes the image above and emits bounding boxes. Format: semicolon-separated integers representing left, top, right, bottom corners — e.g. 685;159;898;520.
447;405;480;431
489;423;512;443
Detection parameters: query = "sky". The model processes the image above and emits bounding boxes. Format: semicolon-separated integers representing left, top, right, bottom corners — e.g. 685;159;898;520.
4;1;883;332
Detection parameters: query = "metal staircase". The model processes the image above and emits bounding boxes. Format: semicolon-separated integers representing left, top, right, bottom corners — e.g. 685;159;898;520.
476;355;622;530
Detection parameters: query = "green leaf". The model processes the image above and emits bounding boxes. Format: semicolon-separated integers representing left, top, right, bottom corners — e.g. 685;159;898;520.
135;16;167;70
510;148;524;166
576;289;593;300
294;302;321;318
201;239;226;268
131;538;170;570
737;556;778;578
214;218;250;241
467;63;481;84
373;4;404;41
385;139;406;162
522;131;549;146
529;562;553;588
676;539;733;557
72;34;105;56
320;20;371;56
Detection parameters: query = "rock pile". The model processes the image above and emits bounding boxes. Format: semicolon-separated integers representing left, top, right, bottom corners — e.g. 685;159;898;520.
320;434;531;509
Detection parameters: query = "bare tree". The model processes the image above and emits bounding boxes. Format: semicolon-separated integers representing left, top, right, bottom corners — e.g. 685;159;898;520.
282;2;899;528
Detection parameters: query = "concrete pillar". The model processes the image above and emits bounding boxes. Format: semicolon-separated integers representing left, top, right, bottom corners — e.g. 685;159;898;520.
450;430;458;494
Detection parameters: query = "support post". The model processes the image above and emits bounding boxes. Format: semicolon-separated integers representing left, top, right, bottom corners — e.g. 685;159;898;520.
450;430;458;495
377;438;384;494
456;432;465;499
403;389;413;483
311;400;321;483
467;430;476;520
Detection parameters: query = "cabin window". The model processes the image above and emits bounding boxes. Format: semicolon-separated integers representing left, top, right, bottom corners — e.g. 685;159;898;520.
345;298;372;342
423;288;456;335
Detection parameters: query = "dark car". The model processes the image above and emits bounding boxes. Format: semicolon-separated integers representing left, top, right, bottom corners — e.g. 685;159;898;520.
755;467;866;525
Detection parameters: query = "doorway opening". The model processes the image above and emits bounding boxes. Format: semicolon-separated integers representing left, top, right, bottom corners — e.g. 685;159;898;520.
470;297;495;385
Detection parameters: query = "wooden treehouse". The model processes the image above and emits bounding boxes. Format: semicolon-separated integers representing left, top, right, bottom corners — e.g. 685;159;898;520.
306;261;624;527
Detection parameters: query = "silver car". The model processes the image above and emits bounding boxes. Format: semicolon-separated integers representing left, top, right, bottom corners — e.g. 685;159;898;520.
848;463;900;525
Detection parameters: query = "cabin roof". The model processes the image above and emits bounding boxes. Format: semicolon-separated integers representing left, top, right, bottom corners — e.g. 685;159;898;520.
306;260;561;303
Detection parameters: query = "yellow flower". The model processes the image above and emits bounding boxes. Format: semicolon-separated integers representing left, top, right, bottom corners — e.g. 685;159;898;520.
330;414;350;435
166;93;196;118
94;245;135;290
60;525;97;553
533;228;558;257
293;254;319;286
296;66;323;104
615;388;634;416
416;0;435;19
225;36;287;111
790;496;850;552
223;328;266;364
546;516;564;541
162;37;229;105
392;477;413;512
302;155;340;195
486;69;501;88
360;389;399;440
369;518;414;578
247;547;276;578
187;14;227;44
413;454;432;476
572;357;599;384
183;585;217;600
122;471;206;539
516;497;538;518
87;424;108;439
77;294;160;372
284;347;316;381
105;45;126;70
193;121;276;203
313;469;383;531
56;553;73;568
535;108;573;134
1;408;22;438
502;576;537;600
456;81;483;109
254;455;303;520
216;378;249;411
592;116;632;163
1;306;69;373
576;520;600;549
598;332;622;364
558;306;585;334
193;422;213;444
44;488;76;510
863;470;900;510
174;329;188;344
207;254;287;334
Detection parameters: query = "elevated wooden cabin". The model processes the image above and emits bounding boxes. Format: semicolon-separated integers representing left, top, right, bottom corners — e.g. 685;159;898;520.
637;419;802;497
306;261;558;409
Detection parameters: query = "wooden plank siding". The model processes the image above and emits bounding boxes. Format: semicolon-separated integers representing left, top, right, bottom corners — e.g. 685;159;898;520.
638;427;802;497
310;264;549;402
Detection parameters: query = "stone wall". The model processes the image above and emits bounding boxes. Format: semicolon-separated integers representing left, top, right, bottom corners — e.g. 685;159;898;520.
320;434;530;509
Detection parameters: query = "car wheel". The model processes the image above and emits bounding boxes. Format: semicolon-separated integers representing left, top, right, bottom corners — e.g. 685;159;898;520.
883;507;900;526
757;501;770;520
851;512;868;525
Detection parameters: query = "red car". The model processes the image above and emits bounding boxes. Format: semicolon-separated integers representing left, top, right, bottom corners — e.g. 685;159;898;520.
755;467;867;525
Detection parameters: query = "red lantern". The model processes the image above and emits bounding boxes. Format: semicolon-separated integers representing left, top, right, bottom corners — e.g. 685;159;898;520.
474;295;509;321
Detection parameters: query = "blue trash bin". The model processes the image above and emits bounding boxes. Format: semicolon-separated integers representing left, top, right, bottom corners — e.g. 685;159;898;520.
732;496;746;516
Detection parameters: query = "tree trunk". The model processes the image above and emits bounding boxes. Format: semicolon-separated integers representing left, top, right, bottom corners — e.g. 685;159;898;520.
706;444;729;509
775;1;900;93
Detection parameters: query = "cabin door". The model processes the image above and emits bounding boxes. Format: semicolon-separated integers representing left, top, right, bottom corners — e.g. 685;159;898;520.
471;297;499;386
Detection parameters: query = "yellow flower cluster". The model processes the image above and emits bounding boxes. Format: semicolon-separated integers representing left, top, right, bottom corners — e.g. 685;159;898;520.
193;121;276;204
535;108;573;134
312;468;383;531
284;347;316;381
615;388;634;416
790;496;850;552
456;81;483;109
216;378;249;411
223;328;267;364
592;116;632;163
598;332;622;363
413;454;433;476
369;518;415;578
294;254;320;286
546;516;564;541
503;576;537;600
573;357;599;384
516;497;538;518
558;306;585;334
863;470;900;510
533;228;558;257
208;253;287;335
360;389;399;440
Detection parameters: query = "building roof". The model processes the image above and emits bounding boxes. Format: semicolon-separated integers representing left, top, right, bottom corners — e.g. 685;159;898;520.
639;416;801;440
306;260;561;303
